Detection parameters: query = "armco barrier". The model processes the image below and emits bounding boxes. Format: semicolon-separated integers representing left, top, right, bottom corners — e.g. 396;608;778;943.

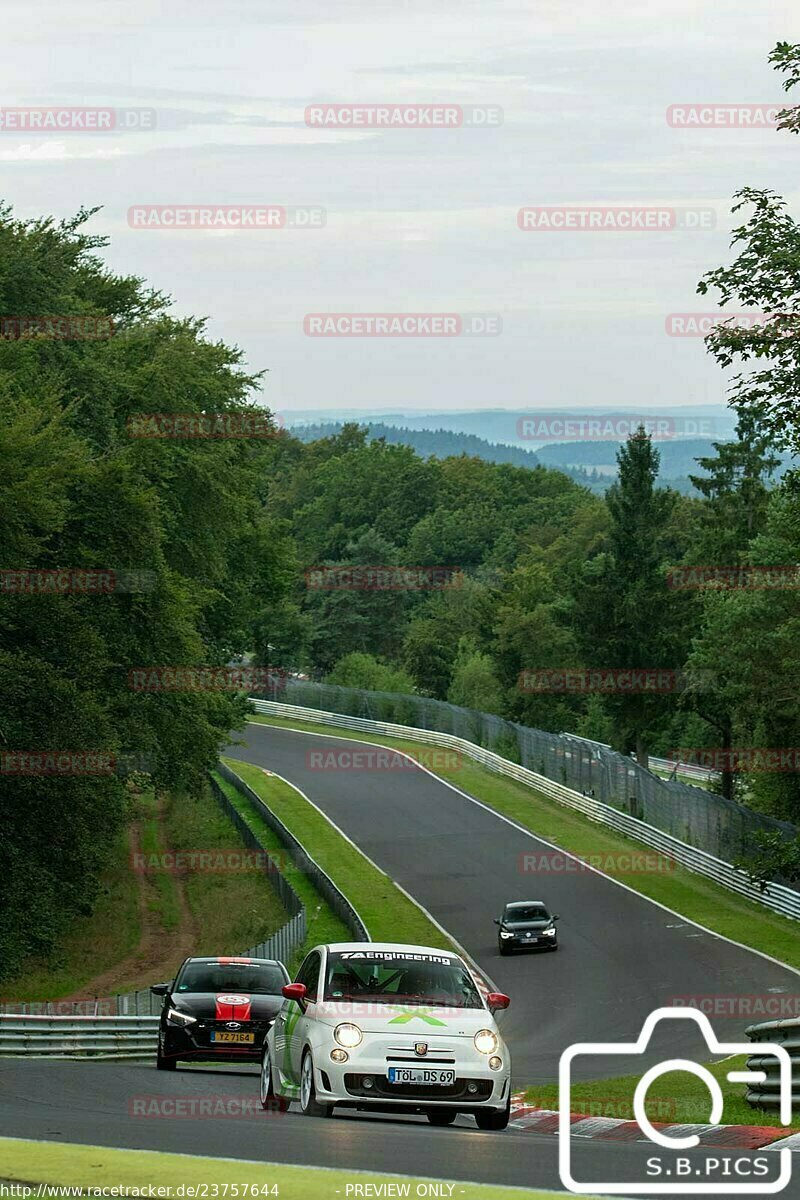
746;1017;800;1111
216;759;369;941
249;699;800;924
0;1015;158;1057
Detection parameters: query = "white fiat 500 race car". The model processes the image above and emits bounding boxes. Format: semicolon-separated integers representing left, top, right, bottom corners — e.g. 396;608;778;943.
259;941;512;1128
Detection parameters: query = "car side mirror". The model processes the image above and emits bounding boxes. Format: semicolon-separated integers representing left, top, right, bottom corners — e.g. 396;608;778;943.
487;992;511;1013
493;918;500;926
150;982;170;996
282;982;308;1007
553;915;560;921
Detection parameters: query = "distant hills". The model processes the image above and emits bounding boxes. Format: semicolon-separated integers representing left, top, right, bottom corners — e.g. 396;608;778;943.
283;405;738;446
286;421;770;494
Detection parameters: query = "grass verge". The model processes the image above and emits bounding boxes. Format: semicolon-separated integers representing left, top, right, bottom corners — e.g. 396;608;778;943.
211;769;351;969
0;1137;592;1199
523;1055;799;1132
138;792;181;934
247;715;800;972
218;757;455;957
163;783;288;955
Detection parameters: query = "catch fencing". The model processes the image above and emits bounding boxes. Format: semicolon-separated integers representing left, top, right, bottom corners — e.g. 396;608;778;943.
249;697;800;923
256;680;796;867
746;1017;800;1111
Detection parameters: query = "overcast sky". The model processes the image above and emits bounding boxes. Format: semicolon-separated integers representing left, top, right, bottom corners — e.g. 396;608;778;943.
2;0;797;427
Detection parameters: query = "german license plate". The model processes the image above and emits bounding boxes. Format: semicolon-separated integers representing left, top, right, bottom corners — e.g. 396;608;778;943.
387;1067;455;1085
211;1031;254;1044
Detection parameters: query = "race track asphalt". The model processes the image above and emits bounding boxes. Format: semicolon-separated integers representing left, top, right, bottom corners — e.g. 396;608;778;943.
225;722;799;1080
0;1058;796;1198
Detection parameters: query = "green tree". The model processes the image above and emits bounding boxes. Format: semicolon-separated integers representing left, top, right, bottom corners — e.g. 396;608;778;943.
447;636;504;713
689;402;782;562
327;652;416;693
575;429;685;767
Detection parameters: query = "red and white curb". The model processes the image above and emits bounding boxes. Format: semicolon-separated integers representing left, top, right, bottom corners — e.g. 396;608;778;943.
510;1096;800;1151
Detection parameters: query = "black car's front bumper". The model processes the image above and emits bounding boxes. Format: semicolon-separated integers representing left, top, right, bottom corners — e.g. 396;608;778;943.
499;933;557;951
160;1019;273;1063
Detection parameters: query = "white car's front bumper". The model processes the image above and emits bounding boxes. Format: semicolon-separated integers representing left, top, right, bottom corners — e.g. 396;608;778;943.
310;1039;511;1111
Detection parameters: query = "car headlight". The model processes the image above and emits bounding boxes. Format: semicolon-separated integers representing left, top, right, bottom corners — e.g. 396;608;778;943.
334;1022;363;1048
474;1029;498;1055
543;926;557;936
166;1007;197;1026
499;930;514;939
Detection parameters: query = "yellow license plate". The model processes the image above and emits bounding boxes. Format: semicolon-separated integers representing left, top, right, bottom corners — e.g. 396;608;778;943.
211;1031;254;1044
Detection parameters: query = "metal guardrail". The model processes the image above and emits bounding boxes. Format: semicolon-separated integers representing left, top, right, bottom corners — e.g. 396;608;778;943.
216;759;370;941
0;1015;159;1057
746;1017;800;1110
250;699;800;924
641;755;717;783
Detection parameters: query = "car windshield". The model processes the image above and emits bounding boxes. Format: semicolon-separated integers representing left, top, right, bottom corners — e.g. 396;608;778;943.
505;905;549;923
324;951;483;1008
175;961;286;995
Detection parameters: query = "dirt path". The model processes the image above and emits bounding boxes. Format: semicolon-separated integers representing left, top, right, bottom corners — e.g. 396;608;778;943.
62;797;199;1001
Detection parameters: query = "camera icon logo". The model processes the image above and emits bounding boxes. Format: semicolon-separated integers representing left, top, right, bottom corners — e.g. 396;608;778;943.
558;1007;793;1195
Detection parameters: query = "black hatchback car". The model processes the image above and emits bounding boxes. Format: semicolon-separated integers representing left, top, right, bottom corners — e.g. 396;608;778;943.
495;901;559;955
152;955;290;1070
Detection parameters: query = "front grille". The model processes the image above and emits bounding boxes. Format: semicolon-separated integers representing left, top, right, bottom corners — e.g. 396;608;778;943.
191;1019;269;1047
385;1056;455;1064
344;1074;492;1101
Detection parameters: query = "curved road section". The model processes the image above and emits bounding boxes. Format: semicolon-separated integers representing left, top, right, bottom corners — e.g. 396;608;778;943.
227;722;799;1080
1;720;798;1196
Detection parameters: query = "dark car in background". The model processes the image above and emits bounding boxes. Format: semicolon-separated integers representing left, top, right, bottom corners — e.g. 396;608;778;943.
152;955;290;1070
495;901;559;955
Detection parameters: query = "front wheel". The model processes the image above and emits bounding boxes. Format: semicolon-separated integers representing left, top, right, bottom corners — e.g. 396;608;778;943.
475;1097;510;1131
299;1050;333;1118
156;1033;177;1071
498;942;511;956
427;1108;457;1126
260;1044;288;1113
